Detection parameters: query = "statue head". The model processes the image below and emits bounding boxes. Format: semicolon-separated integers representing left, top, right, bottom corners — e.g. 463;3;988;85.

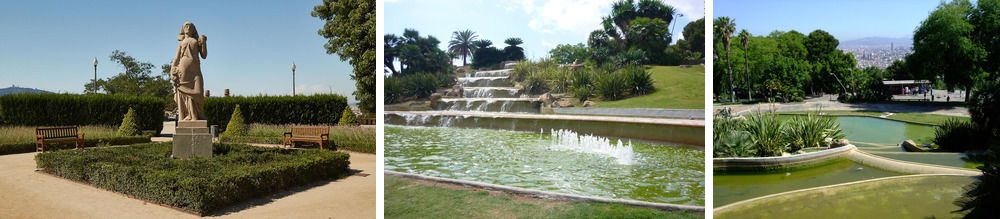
178;22;199;41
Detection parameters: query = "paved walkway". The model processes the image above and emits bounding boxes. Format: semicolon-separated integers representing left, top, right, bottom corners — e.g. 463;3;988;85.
716;99;970;117
0;150;375;218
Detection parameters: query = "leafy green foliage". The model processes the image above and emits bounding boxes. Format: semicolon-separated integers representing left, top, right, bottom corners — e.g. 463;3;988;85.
743;113;787;157
85;50;172;99
934;118;986;152
0;93;163;134
588;0;676;66
312;0;375;113
35;143;351;215
448;29;478;66
203;95;347;131
548;43;590;64
954;150;1000;218
338;107;358;126
472;39;505;69
909;0;985;93
384;75;404;104
681;17;705;60
502;37;525;61
593;71;629;101
222;104;248;136
784;113;844;152
116;107;141;136
621;65;655;96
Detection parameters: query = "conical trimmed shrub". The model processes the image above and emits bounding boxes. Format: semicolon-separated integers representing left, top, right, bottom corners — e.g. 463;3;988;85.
223;104;248;136
117;107;141;136
338;107;358;126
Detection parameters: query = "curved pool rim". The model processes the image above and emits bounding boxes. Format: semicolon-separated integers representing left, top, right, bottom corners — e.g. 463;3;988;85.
386;170;705;213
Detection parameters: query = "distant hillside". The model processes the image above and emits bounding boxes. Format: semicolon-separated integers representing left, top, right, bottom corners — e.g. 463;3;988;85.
0;86;52;95
839;37;912;49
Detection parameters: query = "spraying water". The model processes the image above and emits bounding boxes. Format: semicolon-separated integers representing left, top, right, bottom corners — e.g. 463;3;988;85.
549;129;635;165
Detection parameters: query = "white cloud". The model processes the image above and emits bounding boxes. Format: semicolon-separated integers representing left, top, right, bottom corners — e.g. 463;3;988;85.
511;0;704;39
514;0;610;37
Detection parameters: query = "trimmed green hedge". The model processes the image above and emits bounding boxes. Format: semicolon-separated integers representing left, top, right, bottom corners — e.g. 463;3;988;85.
0;136;150;155
0;93;164;134
36;143;351;215
204;95;348;131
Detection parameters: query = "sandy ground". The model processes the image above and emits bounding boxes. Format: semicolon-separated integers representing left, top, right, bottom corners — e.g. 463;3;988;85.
0;150;376;218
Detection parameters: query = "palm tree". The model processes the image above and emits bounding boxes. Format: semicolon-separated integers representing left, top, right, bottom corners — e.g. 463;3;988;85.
503;37;525;61
739;29;752;100
715;16;736;102
448;29;478;67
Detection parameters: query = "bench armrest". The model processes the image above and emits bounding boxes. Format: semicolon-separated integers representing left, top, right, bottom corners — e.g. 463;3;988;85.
80;133;85;140
283;132;293;138
36;135;44;140
321;133;330;141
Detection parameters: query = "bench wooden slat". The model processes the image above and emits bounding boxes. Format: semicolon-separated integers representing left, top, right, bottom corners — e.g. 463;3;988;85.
283;126;332;150
35;127;85;152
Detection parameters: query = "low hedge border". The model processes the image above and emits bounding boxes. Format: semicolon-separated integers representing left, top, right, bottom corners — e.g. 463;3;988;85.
219;135;375;154
35;143;351;215
0;136;151;155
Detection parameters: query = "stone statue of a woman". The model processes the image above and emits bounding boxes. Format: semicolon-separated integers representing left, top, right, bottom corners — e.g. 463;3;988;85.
171;22;208;120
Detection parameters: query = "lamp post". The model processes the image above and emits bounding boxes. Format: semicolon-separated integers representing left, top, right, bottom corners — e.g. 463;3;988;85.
92;57;98;93
830;72;849;99
671;13;683;41
291;62;297;96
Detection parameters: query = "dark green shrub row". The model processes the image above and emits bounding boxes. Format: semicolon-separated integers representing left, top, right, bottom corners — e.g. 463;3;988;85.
384;73;448;104
35;143;351;215
0;93;164;134
204;94;348;130
0;136;150;155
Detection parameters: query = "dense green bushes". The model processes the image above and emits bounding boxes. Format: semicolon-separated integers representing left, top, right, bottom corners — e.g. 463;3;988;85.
714;111;845;157
35;143;351;215
511;60;656;101
383;73;451;104
0;136;150;155
0;93;164;134
204;95;347;131
934;119;986;152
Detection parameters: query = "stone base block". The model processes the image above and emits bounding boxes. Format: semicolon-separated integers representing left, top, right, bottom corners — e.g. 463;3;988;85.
173;120;213;159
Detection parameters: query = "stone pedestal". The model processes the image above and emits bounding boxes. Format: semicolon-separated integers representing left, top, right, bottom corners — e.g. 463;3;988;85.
173;120;213;159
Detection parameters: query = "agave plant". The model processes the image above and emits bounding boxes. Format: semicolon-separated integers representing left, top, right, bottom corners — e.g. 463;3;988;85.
786;113;844;152
744;113;788;157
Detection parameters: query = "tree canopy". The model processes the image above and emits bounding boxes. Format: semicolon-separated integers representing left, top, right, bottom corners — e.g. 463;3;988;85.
312;0;375;113
84;50;173;107
447;29;478;66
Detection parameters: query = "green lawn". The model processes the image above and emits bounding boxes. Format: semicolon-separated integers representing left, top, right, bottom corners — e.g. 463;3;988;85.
385;176;702;218
777;111;969;126
594;65;705;109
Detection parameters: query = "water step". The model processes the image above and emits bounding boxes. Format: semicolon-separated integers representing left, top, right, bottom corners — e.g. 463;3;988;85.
469;69;512;77
462;87;524;98
458;77;513;87
436;98;541;113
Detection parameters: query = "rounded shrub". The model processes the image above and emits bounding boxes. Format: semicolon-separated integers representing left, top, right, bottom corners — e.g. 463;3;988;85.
593;72;628;101
934;118;986;152
116;107;141;136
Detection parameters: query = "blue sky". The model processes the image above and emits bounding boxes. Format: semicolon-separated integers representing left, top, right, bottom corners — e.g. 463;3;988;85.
0;0;357;103
385;0;705;63
715;0;946;41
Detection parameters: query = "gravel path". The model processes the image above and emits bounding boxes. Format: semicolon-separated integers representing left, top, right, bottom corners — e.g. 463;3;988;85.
0;150;375;218
715;100;970;117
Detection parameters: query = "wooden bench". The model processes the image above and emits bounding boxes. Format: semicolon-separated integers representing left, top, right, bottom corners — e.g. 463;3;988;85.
36;127;85;152
283;126;332;150
358;117;375;125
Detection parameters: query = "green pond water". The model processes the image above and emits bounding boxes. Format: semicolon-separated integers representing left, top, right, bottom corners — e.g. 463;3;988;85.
835;116;978;168
716;175;974;219
714;158;902;207
836;116;936;145
384;125;705;205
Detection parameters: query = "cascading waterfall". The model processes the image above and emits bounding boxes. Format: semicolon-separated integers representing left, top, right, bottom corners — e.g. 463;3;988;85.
549;129;635;165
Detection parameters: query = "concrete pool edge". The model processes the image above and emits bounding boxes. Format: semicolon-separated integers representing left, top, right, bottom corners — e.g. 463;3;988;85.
385;170;705;213
714;145;980;175
714;174;977;215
